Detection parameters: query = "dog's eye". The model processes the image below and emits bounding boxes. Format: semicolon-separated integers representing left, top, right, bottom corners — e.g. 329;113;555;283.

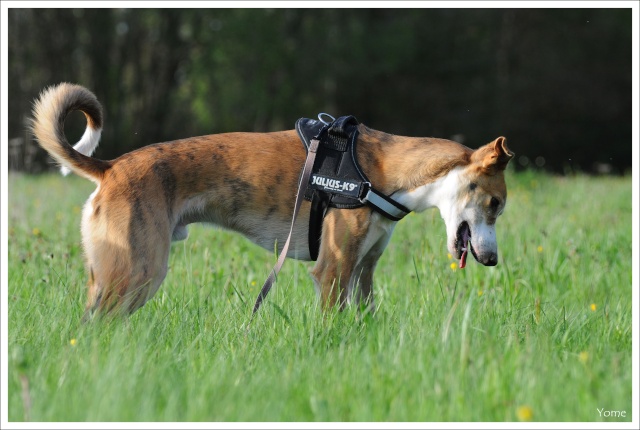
469;183;477;191
490;197;500;209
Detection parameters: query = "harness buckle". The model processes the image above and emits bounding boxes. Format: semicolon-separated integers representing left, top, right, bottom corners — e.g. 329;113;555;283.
358;181;372;202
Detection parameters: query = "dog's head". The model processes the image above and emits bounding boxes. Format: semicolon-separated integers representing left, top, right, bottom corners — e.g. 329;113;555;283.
440;137;514;267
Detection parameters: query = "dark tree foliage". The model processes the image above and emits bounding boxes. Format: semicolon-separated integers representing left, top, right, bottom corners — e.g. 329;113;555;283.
8;8;632;174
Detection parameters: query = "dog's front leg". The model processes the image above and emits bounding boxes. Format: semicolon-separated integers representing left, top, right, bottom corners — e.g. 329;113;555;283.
310;208;372;310
349;213;395;312
351;241;385;312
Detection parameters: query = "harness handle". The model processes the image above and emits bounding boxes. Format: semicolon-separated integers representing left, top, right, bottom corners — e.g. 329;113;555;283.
317;112;335;125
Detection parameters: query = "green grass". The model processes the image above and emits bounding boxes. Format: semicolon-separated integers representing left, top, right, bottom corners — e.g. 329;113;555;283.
6;170;633;422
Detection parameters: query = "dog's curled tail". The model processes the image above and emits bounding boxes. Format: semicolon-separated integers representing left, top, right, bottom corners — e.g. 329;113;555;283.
30;83;111;183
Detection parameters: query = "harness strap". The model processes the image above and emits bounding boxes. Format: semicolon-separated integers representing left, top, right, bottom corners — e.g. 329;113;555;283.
308;192;328;261
252;138;321;315
363;189;411;221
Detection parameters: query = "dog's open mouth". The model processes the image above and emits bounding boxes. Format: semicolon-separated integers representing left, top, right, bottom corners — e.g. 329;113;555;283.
455;222;477;269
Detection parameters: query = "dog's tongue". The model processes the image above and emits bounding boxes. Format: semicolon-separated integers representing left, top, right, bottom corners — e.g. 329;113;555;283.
459;242;468;269
459;227;470;269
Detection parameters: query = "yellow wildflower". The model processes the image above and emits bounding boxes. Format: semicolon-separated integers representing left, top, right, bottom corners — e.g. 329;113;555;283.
32;227;41;236
70;339;77;346
447;253;453;260
590;303;597;312
537;245;543;253
516;405;533;421
578;351;589;364
477;289;483;297
449;262;457;271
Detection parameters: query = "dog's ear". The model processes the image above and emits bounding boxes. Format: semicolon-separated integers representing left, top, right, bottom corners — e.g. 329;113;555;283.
472;136;514;175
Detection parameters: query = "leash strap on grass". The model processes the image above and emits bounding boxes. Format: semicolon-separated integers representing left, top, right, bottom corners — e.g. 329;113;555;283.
252;138;321;315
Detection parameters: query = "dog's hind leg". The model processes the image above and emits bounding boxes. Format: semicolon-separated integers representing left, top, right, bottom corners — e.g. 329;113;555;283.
83;236;171;318
83;235;171;317
81;191;172;318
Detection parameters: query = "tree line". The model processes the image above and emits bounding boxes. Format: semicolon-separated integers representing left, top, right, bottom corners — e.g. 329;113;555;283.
8;8;632;174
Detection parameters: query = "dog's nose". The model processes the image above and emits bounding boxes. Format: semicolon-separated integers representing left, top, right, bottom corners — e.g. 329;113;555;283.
484;253;498;266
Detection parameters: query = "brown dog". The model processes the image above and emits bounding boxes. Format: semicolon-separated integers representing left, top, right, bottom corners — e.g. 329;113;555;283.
31;83;513;317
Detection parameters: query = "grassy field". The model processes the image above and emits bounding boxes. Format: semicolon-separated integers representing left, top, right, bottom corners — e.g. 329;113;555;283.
5;170;633;423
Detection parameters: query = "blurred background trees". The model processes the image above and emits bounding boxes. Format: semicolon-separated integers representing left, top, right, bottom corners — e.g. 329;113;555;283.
7;8;632;174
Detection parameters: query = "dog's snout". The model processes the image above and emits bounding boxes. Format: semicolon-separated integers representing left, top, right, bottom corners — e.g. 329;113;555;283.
484;253;498;266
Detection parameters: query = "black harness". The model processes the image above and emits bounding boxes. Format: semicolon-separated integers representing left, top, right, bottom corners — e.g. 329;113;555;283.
251;114;411;315
296;114;411;260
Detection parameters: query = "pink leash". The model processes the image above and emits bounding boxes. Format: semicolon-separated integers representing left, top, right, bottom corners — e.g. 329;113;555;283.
252;138;320;314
